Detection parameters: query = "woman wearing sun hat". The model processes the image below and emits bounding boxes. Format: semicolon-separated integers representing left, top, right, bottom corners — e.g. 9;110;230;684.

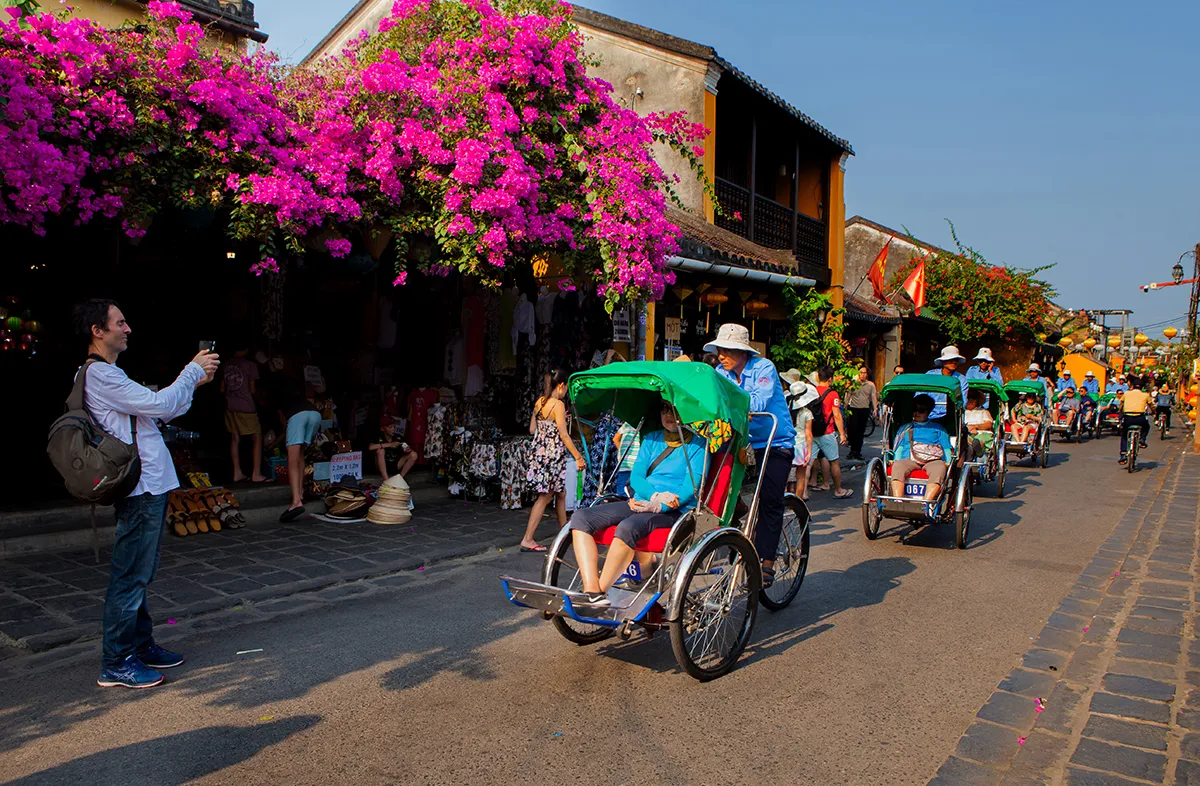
705;324;795;588
924;345;970;421
786;375;818;500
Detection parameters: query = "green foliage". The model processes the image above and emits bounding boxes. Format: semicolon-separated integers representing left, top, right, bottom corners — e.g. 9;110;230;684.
888;220;1057;344
769;287;860;395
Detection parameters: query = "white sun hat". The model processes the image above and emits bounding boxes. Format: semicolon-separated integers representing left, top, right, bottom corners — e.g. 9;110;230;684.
1028;363;1041;372
790;380;819;409
703;323;758;355
934;345;966;367
1085;370;1095;377
974;347;995;363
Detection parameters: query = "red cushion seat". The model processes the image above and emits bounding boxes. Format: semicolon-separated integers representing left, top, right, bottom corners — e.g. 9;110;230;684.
886;463;929;480
593;525;672;552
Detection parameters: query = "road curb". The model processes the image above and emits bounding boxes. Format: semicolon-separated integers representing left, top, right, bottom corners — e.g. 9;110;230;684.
928;440;1189;784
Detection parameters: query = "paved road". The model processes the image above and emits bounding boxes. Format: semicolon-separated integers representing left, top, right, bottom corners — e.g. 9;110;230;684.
0;434;1175;785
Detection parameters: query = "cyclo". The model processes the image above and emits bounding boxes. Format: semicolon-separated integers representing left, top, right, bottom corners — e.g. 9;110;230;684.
860;374;975;549
1095;393;1121;438
966;378;1007;498
499;361;812;681
1048;390;1082;442
1002;379;1051;467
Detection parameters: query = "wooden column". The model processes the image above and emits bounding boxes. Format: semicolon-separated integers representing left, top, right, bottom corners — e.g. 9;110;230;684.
747;116;757;243
790;141;800;254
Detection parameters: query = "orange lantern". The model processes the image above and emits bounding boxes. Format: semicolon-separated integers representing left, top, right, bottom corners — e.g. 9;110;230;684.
1190;383;1199;395
1083;337;1097;350
1058;336;1072;348
1189;394;1199;407
1163;327;1178;340
744;300;769;339
1190;409;1197;422
701;291;728;332
1107;335;1121;349
1134;333;1148;346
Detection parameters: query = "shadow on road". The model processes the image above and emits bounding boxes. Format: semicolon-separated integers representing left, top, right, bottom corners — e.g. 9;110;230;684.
5;716;319;786
595;556;916;674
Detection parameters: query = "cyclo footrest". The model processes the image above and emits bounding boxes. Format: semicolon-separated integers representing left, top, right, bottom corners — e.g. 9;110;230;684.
500;576;662;628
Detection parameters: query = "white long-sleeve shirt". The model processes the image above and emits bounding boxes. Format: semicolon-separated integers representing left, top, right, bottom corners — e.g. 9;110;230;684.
81;360;206;497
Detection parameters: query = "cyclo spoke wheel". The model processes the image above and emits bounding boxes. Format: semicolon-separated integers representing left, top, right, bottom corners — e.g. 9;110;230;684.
954;473;972;550
760;496;811;611
545;537;614;645
861;459;885;540
996;442;1007;499
669;531;760;681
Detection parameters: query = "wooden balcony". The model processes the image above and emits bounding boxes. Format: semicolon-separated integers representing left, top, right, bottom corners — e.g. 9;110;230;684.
713;178;827;270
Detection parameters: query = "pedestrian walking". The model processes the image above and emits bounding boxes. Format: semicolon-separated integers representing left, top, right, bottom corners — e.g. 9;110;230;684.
519;369;585;552
808;364;853;499
72;299;219;689
705;323;797;588
220;342;267;483
845;367;878;461
788;378;818;500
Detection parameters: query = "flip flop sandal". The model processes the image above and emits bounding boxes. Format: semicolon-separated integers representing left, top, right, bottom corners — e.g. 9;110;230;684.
761;566;776;589
834;489;855;499
520;545;547;553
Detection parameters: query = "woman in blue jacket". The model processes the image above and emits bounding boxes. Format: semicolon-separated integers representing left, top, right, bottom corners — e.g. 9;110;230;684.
568;399;707;607
890;394;954;502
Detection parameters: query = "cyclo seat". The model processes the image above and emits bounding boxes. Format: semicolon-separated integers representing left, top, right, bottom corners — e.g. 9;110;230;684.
885;463;929;481
593;451;734;552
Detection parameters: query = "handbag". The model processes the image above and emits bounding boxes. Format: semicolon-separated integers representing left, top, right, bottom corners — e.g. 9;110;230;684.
908;427;944;464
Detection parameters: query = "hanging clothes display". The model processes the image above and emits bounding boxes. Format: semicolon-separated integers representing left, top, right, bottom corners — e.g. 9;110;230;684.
511;292;535;355
581;413;619;506
423;404;448;461
406;387;440;460
499;437;532;509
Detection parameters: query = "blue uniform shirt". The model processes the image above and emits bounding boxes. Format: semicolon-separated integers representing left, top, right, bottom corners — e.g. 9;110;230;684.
1056;377;1076;392
717;355;796;449
1079;378;1099;396
924;368;968;420
1109;382;1129;394
1024;375;1052;405
966;365;1004;384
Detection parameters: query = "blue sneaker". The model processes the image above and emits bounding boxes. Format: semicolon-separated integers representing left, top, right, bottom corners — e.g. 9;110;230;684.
97;655;164;689
138;643;185;669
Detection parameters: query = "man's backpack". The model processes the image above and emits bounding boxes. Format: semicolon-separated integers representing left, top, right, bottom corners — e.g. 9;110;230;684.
808;388;834;436
46;356;141;505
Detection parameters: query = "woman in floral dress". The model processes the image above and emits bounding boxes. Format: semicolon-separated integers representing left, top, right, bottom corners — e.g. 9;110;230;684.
520;369;585;551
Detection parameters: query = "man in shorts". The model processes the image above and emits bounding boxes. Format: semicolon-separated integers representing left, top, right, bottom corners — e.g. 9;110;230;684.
220;344;266;483
811;365;852;499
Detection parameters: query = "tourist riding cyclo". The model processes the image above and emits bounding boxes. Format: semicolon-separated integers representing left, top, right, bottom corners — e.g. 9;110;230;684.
500;360;811;681
1002;380;1052;467
860;374;976;549
1049;385;1083;442
1095;389;1124;438
965;380;1007;498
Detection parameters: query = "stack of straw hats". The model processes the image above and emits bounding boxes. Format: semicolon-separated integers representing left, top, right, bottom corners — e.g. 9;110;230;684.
324;475;370;520
368;474;412;525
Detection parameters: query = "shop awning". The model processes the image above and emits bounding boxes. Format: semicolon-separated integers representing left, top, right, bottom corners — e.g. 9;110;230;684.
667;256;816;288
845;292;901;324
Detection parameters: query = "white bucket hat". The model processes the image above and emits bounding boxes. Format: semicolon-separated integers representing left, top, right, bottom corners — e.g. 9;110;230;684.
934;345;966;367
1028;363;1041;372
1085;370;1094;377
790;380;818;409
1062;369;1071;375
703;323;758;355
974;347;995;363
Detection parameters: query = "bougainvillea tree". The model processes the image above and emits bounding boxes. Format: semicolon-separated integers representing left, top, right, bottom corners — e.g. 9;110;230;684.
888;221;1056;344
0;0;711;308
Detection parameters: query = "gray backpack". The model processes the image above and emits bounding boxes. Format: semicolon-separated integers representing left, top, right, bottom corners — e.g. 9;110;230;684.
46;356;141;505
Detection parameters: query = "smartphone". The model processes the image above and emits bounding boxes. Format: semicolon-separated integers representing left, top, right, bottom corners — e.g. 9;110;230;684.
199;340;216;353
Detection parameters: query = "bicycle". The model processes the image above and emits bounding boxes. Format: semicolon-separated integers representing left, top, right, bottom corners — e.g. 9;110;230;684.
1123;421;1144;473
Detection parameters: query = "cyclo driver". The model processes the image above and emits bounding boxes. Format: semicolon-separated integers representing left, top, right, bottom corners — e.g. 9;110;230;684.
706;323;796;589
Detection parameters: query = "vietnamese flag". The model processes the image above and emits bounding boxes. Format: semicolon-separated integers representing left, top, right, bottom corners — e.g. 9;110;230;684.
868;236;893;303
903;258;927;315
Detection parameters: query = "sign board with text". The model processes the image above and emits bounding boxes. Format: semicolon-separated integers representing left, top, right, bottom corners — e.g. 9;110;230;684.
330;451;363;481
612;309;632;344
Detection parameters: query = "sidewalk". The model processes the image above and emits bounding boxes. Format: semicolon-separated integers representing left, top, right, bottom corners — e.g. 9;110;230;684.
930;443;1200;785
0;492;542;654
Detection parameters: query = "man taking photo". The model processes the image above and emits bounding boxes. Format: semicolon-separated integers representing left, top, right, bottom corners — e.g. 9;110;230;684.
73;299;220;689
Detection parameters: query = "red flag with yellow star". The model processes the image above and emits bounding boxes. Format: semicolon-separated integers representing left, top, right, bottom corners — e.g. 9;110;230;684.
868;236;893;303
903;258;927;315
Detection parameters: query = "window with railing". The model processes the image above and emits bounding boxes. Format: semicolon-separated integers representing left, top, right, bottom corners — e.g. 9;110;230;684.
713;177;827;269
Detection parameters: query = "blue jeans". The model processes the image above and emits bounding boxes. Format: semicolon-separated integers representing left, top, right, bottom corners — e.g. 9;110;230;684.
102;492;168;669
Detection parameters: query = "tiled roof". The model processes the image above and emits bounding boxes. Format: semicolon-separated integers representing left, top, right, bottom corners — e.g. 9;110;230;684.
137;0;266;42
573;7;853;155
845;215;952;258
844;292;901;324
668;207;830;284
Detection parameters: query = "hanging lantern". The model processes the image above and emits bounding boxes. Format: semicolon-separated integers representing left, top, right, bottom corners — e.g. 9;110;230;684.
702;292;729;308
0;306;7;321
1190;409;1197;422
1134;333;1148;346
1107;335;1121;349
1190;383;1199;395
1083;337;1097;350
1163;327;1178;340
1189;394;1199;407
1;335;14;351
1058;336;1072;348
5;316;23;331
744;299;769;339
23;320;41;334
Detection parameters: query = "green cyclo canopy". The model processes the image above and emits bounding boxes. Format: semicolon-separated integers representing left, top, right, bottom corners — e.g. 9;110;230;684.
968;378;1005;417
569;361;750;434
881;373;964;404
1003;380;1050;401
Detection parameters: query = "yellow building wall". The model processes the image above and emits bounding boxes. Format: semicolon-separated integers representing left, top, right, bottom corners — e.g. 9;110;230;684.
1059;353;1109;393
702;90;717;224
824;156;846;311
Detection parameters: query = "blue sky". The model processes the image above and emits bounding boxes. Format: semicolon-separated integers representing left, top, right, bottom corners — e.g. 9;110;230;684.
257;0;1198;331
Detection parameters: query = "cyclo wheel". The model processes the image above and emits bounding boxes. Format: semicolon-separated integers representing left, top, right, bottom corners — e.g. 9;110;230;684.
861;457;886;540
954;470;973;550
669;530;761;681
543;529;615;646
863;416;876;439
759;495;811;611
1039;429;1050;468
996;440;1007;499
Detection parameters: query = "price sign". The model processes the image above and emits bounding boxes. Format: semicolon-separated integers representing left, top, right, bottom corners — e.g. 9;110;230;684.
612;309;632;343
664;317;681;342
330;451;363;481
